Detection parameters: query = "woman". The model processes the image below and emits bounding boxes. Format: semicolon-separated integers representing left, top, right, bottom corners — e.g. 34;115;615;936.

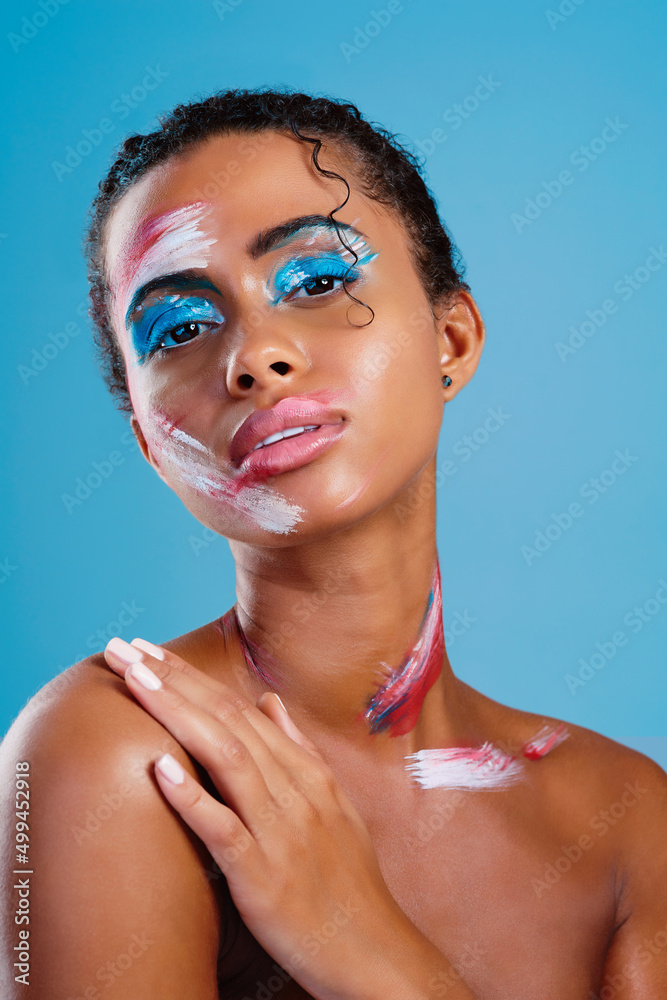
1;87;665;999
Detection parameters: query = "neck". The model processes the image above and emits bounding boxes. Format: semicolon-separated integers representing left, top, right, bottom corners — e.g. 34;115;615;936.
218;465;466;759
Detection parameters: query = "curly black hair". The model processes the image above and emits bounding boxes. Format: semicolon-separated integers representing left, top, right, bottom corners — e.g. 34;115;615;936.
82;85;470;416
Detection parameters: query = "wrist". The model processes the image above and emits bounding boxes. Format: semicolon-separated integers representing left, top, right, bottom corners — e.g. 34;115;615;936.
343;901;479;1000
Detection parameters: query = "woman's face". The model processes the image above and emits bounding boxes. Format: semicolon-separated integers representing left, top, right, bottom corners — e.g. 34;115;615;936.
103;130;472;544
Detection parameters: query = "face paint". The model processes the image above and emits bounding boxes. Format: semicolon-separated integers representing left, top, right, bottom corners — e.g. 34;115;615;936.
267;228;378;306
405;723;570;791
129;291;226;366
359;559;444;737
110;201;217;364
143;409;305;534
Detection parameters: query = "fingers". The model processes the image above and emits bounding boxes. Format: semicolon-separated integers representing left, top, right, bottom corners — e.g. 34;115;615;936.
103;637;324;821
105;636;322;769
105;640;279;824
153;753;256;875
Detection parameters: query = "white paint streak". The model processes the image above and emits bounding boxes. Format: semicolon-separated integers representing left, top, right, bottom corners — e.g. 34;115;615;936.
149;419;304;534
405;743;526;791
112;201;217;357
522;723;570;759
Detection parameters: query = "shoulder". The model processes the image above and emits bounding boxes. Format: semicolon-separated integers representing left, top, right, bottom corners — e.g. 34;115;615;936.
0;649;227;998
2;652;187;785
1;611;236;770
462;681;667;830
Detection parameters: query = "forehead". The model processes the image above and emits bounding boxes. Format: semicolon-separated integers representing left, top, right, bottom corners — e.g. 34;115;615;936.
103;130;397;285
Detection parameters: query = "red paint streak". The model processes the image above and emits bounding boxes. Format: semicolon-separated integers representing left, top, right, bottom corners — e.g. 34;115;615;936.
335;442;392;510
521;722;569;760
358;560;444;737
214;608;280;688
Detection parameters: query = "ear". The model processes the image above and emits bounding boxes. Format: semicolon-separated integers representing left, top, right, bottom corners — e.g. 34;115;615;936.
435;290;486;399
130;414;169;485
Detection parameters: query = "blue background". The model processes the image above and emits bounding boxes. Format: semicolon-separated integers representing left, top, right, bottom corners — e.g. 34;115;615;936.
1;0;665;770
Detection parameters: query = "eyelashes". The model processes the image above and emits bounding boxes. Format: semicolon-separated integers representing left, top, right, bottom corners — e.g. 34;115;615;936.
132;294;226;365
131;243;378;362
269;254;361;304
270;237;378;304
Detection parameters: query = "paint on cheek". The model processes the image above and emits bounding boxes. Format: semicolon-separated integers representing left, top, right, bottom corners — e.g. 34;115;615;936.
111;201;217;363
143;410;305;535
359;559;444;737
404;723;570;791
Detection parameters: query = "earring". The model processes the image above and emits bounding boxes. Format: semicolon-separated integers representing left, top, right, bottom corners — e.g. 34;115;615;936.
441;374;452;387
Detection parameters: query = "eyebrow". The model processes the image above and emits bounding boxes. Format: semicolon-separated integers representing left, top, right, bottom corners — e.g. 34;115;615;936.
247;214;366;259
124;215;369;324
125;274;220;326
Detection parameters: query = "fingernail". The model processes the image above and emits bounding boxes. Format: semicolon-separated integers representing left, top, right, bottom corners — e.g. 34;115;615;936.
273;693;288;714
106;636;144;665
131;637;166;661
127;662;162;691
156;753;185;784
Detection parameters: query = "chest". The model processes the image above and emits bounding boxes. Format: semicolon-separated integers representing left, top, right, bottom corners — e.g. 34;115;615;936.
217;784;617;999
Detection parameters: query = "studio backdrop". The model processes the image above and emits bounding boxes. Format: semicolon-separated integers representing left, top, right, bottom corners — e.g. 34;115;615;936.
1;0;665;768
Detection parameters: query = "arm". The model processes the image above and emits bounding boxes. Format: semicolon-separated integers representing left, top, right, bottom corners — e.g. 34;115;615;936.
0;662;222;999
598;752;667;997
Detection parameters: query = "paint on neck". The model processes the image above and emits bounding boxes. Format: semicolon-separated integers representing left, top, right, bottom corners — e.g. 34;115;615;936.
214;608;279;688
359;559;444;737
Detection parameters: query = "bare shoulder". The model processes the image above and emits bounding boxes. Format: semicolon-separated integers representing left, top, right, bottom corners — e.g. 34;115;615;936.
461;680;667;830
1;610;236;762
0;640;230;999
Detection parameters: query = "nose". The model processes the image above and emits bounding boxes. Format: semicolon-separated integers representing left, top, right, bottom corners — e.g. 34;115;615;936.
224;314;310;396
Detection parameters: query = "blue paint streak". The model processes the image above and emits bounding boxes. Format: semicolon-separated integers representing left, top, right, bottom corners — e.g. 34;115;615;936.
269;246;378;306
130;294;226;365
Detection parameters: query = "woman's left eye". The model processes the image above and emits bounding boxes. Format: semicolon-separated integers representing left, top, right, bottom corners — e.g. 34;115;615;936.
276;256;361;302
288;270;357;300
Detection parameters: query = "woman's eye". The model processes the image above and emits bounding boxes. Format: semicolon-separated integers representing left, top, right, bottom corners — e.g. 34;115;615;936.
159;321;205;349
287;269;358;300
152;320;219;354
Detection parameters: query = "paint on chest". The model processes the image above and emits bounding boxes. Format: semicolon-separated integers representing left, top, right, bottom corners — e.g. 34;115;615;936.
405;723;570;791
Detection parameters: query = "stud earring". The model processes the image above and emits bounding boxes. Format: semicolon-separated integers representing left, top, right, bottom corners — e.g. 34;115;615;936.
441;374;452;387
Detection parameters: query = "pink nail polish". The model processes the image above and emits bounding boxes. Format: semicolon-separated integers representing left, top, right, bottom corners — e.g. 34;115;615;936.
131;637;166;661
106;636;144;665
127;662;162;691
156;753;185;784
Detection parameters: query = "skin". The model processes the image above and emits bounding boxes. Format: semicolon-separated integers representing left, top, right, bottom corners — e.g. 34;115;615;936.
1;130;666;999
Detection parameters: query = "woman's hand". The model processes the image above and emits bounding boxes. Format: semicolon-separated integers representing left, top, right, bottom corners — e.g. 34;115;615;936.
102;635;419;1000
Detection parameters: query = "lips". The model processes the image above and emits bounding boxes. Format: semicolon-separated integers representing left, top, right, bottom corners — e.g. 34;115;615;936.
229;395;345;471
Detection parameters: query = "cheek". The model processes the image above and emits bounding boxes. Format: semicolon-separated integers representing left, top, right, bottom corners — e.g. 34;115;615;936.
356;316;443;450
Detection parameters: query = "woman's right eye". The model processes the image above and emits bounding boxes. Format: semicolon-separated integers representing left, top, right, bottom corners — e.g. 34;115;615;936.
133;295;227;364
155;320;213;352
